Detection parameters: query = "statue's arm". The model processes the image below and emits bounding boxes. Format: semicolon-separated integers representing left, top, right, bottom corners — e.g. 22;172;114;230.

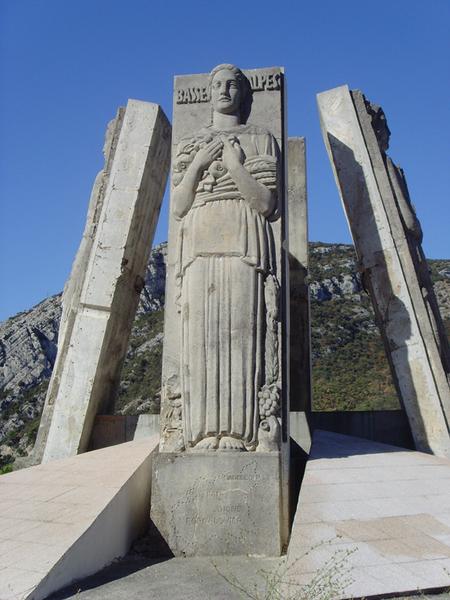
172;165;202;220
172;138;223;219
222;137;276;217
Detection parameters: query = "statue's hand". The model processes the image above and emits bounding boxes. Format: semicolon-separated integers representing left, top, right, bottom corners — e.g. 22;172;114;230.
221;137;244;171
191;138;223;172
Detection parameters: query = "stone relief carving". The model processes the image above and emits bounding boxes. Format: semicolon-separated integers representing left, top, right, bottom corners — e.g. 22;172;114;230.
365;97;450;376
176;71;282;105
166;64;282;452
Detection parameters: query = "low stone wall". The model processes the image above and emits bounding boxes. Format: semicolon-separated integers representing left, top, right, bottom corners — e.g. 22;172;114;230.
91;410;414;452
90;414;160;449
311;409;414;449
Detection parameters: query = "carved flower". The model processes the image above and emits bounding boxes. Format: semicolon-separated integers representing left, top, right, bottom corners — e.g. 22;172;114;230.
258;383;280;419
208;160;225;179
173;152;195;187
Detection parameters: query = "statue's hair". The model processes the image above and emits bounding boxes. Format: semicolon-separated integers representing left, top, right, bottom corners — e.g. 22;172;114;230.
208;64;253;123
209;63;242;84
208;63;251;102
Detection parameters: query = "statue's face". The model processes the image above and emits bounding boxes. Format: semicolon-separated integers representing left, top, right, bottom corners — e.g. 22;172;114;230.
211;69;241;115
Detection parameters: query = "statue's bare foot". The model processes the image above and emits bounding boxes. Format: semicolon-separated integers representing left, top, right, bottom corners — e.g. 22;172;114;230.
218;436;246;451
192;436;218;451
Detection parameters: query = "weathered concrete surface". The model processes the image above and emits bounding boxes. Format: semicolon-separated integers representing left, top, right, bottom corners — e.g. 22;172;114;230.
290;410;312;454
132;414;160;440
89;414;160;450
151;453;284;557
0;436;159;600
31;110;125;465
45;554;450;600
38;100;170;462
155;65;289;556
317;85;450;458
48;555;284;600
287;430;450;599
160;65;288;453
311;409;415;449
288;137;311;417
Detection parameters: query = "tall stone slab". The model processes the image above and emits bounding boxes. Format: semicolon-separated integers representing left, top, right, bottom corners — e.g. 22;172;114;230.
288;138;311;415
39;100;171;462
152;64;289;556
31;109;125;464
317;85;450;457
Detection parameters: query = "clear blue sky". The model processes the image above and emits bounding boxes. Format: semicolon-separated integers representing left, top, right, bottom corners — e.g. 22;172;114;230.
1;0;449;321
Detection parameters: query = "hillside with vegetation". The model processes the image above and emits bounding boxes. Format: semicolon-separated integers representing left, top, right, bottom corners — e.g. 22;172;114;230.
1;242;449;467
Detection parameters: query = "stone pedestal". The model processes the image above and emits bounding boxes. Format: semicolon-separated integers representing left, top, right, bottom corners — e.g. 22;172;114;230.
151;452;285;557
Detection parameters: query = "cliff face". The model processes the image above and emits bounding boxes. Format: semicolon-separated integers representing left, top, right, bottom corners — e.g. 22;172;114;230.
1;241;449;466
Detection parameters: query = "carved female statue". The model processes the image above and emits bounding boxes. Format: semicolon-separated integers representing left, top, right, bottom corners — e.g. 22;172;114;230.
172;64;281;451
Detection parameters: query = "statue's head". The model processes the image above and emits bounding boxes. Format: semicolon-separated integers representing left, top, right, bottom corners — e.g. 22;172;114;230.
208;64;252;123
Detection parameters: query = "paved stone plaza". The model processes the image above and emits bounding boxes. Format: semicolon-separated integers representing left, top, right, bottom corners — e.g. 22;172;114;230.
288;430;450;598
1;430;445;600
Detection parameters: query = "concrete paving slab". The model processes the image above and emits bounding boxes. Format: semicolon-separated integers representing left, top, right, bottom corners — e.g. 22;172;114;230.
48;555;285;600
0;436;158;600
287;430;450;598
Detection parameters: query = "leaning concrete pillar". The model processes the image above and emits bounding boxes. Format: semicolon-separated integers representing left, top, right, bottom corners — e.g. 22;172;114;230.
37;100;171;462
317;85;450;457
31;108;125;464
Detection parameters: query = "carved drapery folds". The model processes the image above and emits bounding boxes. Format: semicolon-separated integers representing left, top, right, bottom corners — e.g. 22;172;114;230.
161;64;284;453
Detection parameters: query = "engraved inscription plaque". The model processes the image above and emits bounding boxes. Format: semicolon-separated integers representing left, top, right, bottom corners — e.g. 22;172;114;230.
152;453;282;556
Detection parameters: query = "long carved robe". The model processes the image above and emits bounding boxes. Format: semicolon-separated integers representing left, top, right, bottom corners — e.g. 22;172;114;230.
174;124;279;448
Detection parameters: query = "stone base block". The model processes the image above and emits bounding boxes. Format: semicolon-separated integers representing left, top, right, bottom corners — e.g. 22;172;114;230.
151;452;285;557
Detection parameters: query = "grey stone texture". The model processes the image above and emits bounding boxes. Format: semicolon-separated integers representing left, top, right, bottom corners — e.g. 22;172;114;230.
89;414;160;449
287;430;450;599
43;431;450;599
287;137;311;416
317;85;450;458
151;453;284;557
36;100;171;462
160;65;287;454
0;243;168;466
48;556;284;600
31;110;125;464
0;436;160;600
154;64;289;556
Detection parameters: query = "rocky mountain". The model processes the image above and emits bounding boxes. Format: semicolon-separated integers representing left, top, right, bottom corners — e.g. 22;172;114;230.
0;244;167;466
1;242;449;467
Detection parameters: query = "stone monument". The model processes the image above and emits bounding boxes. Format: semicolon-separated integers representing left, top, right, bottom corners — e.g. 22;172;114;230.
34;100;171;462
317;85;450;457
287;138;311;414
151;64;289;556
